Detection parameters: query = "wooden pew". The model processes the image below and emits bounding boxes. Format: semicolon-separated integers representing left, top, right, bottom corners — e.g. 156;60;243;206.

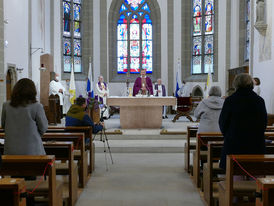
185;126;198;173
0;178;26;206
218;155;274;206
0;155;62;206
193;132;223;188
203;142;274;206
203;142;224;206
0;132;88;189
43;142;78;206
42;133;88;188
47;126;94;173
256;178;274;206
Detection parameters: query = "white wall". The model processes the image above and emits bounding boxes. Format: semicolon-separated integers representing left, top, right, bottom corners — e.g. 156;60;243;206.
4;0;29;78
253;0;274;113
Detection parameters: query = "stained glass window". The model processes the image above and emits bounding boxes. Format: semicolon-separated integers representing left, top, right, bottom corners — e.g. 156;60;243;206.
117;0;153;74
192;0;214;74
63;0;82;73
245;0;250;61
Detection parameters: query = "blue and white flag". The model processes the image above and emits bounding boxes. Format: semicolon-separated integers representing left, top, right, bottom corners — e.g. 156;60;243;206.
86;62;94;98
175;59;182;97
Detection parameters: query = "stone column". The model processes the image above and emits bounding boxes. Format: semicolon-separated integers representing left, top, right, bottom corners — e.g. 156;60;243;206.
0;0;5;124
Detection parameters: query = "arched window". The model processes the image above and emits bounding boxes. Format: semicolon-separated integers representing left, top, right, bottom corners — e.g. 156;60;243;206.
117;0;153;74
192;0;214;74
63;0;82;73
245;0;250;61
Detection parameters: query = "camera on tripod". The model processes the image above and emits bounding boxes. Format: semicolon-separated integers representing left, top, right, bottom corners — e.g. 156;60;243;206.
99;104;107;122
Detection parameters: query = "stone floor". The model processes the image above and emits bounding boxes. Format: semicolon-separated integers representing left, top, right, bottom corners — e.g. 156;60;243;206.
75;153;204;206
64;114;204;206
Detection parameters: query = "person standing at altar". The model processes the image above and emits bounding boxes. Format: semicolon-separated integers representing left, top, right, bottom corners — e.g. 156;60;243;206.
95;75;109;119
154;78;168;119
49;73;66;116
133;69;153;96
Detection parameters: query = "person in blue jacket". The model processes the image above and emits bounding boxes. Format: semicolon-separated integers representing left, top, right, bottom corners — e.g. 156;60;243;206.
66;97;104;134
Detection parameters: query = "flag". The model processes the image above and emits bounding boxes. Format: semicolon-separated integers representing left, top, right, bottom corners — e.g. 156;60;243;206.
69;66;76;104
86;62;94;98
204;66;213;97
175;59;182;97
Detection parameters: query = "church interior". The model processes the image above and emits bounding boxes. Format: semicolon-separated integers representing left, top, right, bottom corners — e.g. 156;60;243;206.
1;0;274;205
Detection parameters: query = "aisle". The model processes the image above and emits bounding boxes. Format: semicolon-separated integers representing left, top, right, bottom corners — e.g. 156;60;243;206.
76;153;204;206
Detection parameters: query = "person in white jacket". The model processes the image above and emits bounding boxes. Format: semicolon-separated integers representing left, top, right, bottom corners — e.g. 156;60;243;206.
49;73;66;115
95;75;109;119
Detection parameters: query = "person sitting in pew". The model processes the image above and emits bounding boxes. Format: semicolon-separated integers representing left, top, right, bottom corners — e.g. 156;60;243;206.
1;78;48;155
66;97;104;134
194;86;224;133
219;73;267;169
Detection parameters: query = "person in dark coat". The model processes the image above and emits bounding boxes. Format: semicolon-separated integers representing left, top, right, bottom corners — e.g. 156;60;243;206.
219;73;267;169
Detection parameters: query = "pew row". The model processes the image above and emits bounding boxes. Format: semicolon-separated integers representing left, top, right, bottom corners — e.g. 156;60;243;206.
185;126;198;174
193;132;223;188
0;155;62;206
47;126;94;173
0;178;26;206
218;155;274;206
0;132;88;189
44;142;78;206
42;133;88;188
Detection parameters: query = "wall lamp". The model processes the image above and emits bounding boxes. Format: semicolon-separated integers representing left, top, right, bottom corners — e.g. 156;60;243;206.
30;47;44;55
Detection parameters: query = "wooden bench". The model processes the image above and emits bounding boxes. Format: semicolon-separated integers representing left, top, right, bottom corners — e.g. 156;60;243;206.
0;155;62;206
203;142;274;206
193;132;223;188
203;142;224;206
0;178;26;206
42;133;88;188
218;155;274;206
0;132;88;189
185;126;198;173
47;126;94;173
256;178;274;206
43;142;78;206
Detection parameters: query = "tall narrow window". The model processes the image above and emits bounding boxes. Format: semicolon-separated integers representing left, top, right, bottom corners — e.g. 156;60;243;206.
245;0;250;61
63;0;82;73
192;0;214;74
117;0;153;74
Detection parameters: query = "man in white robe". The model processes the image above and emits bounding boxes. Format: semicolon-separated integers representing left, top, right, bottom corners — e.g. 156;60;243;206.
177;81;191;97
95;75;109;119
49;73;66;115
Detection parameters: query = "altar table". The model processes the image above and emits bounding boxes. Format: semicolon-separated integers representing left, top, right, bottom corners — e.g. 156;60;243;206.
107;96;176;129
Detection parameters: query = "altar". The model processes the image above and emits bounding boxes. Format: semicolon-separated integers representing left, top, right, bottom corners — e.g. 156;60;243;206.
107;96;176;129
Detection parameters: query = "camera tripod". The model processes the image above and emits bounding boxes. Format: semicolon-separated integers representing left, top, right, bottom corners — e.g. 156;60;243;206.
93;106;114;171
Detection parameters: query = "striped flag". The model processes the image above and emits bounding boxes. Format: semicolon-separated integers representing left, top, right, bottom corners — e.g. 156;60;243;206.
175;59;182;97
86;61;94;98
69;66;76;104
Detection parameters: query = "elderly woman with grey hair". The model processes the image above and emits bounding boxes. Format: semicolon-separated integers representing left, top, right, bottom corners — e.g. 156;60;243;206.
194;86;224;133
219;73;267;169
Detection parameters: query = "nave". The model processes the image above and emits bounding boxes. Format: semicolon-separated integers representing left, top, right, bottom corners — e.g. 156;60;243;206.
75;153;203;206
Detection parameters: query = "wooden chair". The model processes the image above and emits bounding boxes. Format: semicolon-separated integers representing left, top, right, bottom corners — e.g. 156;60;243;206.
0;178;26;206
172;97;194;122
